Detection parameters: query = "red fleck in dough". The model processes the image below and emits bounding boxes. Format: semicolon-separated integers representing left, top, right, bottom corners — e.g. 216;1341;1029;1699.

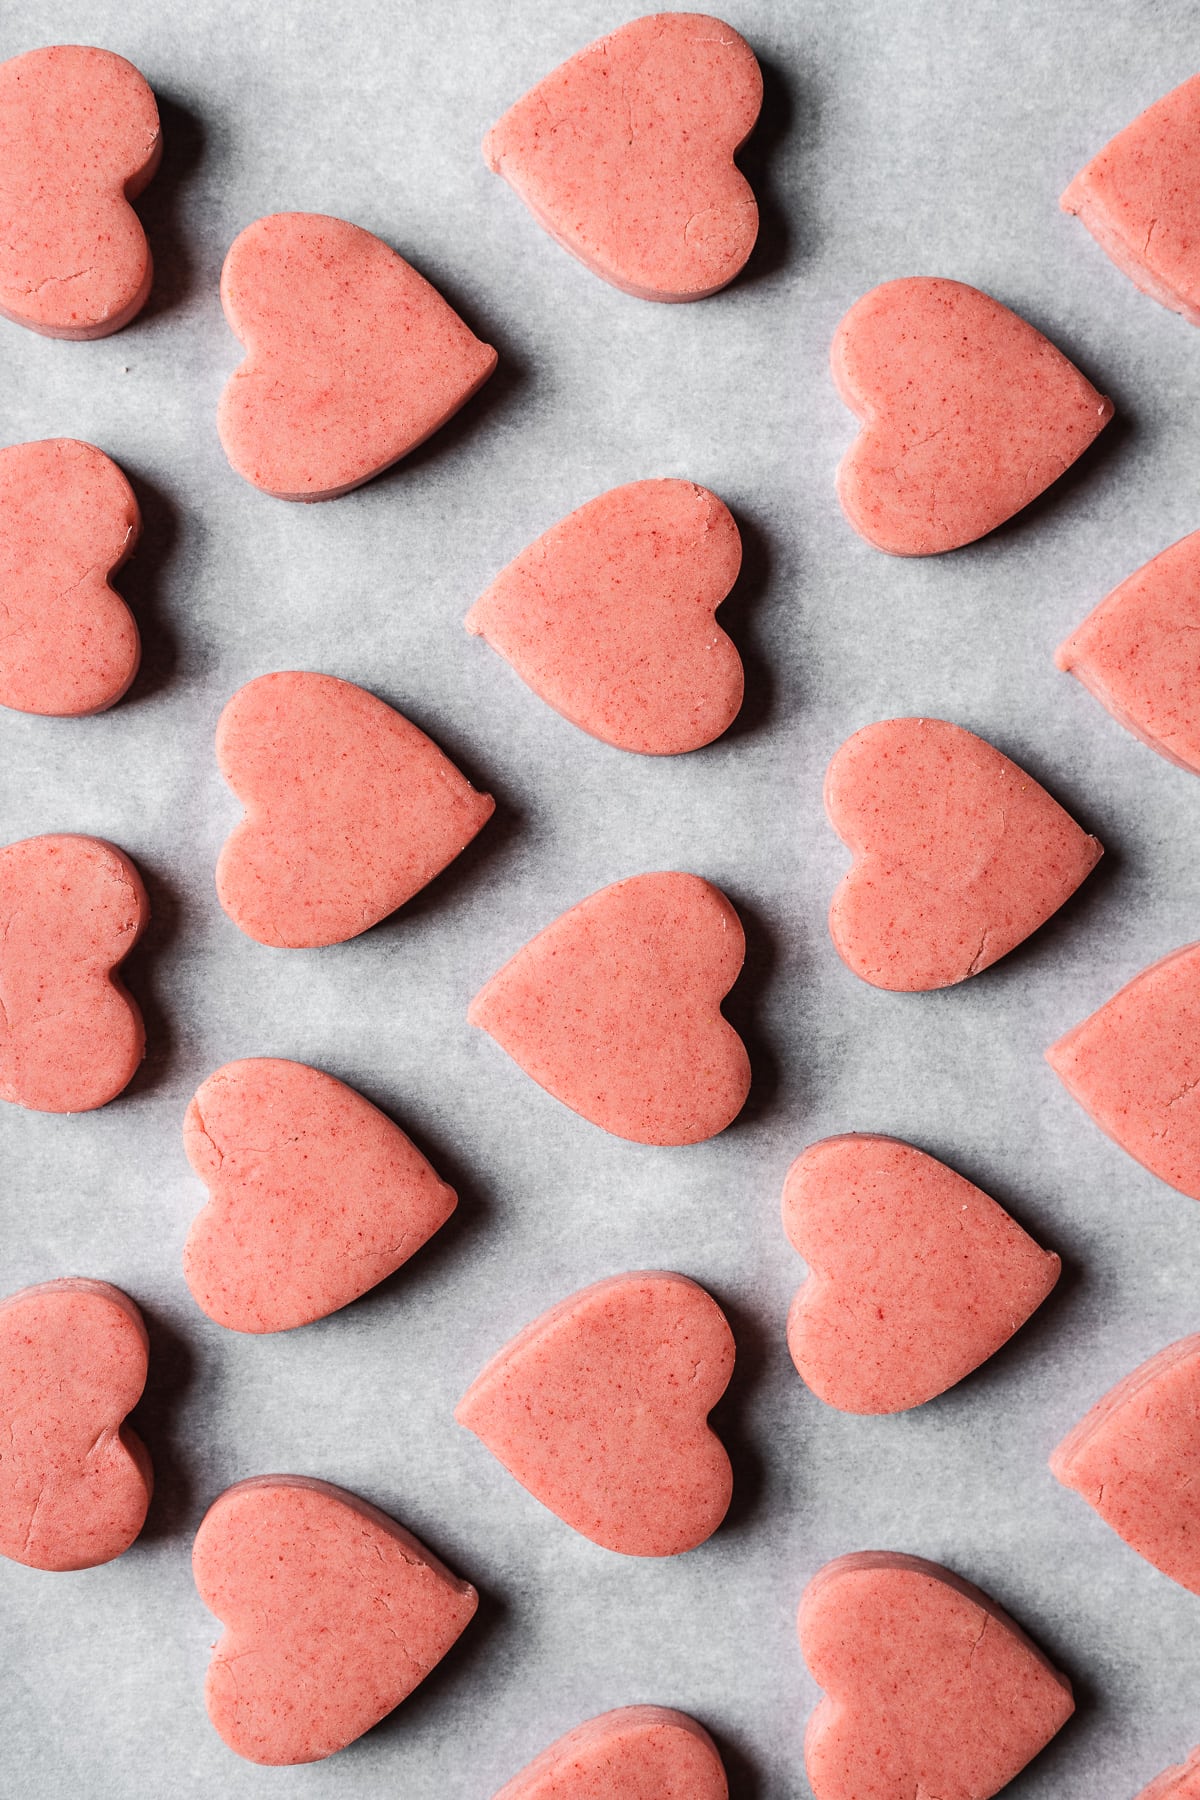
193;1475;477;1765
215;671;494;949
825;718;1102;991
0;833;147;1113
832;277;1113;555
0;438;140;716
1136;1749;1200;1800
799;1552;1074;1800
783;1135;1060;1414
466;479;744;754
1051;1334;1200;1595
1063;76;1200;327
0;1278;151;1571
1047;942;1200;1202
182;1058;457;1333
1057;530;1200;775
0;45;160;339
469;871;750;1145
217;212;497;500
484;13;761;302
493;1706;729;1800
456;1271;733;1557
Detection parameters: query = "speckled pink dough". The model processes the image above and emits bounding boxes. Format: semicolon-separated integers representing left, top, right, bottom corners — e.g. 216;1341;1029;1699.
0;438;140;716
1057;530;1200;775
217;212;497;500
193;1476;477;1765
456;1272;734;1557
825;718;1102;991
469;871;750;1144
0;833;147;1113
0;1279;151;1571
0;46;160;339
183;1059;457;1333
484;13;761;302
799;1553;1074;1800
1063;77;1200;327
466;479;743;754
1051;1334;1200;1594
493;1707;729;1800
1047;942;1200;1202
783;1136;1060;1414
1136;1748;1200;1800
832;277;1113;555
215;671;494;948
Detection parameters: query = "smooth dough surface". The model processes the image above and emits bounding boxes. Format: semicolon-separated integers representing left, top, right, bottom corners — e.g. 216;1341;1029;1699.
183;1058;457;1332
0;833;147;1113
0;45;160;338
825;717;1102;990
0;1278;151;1571
217;212;497;499
215;670;495;948
783;1135;1060;1413
798;1552;1074;1800
456;1271;734;1556
466;479;744;754
832;277;1112;554
0;438;140;716
469;871;750;1143
193;1475;477;1765
493;1707;729;1799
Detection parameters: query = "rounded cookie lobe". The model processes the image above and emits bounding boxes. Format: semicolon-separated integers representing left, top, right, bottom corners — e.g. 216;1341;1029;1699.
217;212;498;500
1050;1334;1200;1594
0;1278;152;1571
456;1271;734;1556
215;671;495;948
1046;941;1200;1201
1062;75;1200;327
484;13;761;302
192;1475;477;1765
183;1058;457;1332
493;1706;729;1799
0;45;160;339
783;1135;1060;1413
831;277;1112;554
0;833;148;1112
798;1552;1074;1800
0;438;141;716
1135;1748;1200;1800
468;871;750;1144
825;718;1102;991
466;479;744;754
1056;529;1200;775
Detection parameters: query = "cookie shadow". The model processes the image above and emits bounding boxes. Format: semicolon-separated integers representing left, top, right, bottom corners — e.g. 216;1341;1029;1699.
736;54;804;288
119;466;181;705
129;1302;197;1543
136;94;206;324
717;508;775;744
719;890;781;1127
119;856;183;1099
705;1722;764;1800
707;1288;771;1540
359;1584;508;1752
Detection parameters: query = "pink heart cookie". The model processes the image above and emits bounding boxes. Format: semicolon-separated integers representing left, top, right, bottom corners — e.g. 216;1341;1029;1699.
456;1271;734;1556
1136;1749;1200;1800
469;872;750;1144
217;212;498;500
183;1058;457;1332
0;438;140;716
1051;1333;1200;1594
1057;530;1200;775
0;833;148;1113
783;1135;1061;1414
832;277;1113;554
466;479;744;754
1047;942;1200;1201
0;45;160;339
215;671;495;948
493;1707;729;1800
0;1278;152;1571
1063;76;1200;327
826;718;1102;991
799;1552;1074;1800
193;1475;477;1764
484;13;761;303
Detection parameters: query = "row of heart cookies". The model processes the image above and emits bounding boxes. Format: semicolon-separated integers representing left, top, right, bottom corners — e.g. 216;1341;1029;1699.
6;1266;1200;1793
